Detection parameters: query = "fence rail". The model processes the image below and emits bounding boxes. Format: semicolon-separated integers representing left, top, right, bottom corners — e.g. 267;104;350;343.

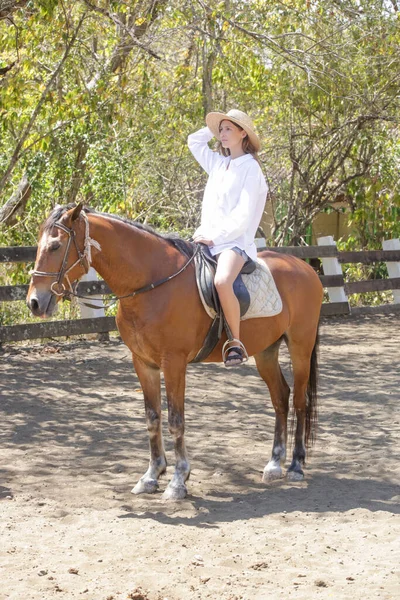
0;280;111;302
2;245;400;265
0;316;116;344
1;239;399;344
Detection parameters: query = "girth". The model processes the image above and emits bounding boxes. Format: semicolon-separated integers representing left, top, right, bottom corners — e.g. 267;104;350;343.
190;245;256;363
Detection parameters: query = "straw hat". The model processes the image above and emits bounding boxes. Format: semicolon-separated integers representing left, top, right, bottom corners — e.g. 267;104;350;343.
206;109;261;152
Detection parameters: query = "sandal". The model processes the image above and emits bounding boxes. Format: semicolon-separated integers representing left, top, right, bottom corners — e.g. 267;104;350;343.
222;339;249;368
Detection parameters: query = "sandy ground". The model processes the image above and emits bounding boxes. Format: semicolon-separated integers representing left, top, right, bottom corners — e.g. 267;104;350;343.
0;314;399;600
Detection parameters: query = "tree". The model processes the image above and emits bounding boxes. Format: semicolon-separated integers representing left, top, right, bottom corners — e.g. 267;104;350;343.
0;0;399;250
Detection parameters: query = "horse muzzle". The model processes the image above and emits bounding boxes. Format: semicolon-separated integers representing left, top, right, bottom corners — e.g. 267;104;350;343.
26;287;58;318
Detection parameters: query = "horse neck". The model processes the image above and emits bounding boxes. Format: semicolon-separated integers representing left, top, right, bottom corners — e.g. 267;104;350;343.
86;214;174;295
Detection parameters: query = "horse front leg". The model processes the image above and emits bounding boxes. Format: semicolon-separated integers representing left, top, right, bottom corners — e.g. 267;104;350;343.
162;357;190;501
131;357;167;495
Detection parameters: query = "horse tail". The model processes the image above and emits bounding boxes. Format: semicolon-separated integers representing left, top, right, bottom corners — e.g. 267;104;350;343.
305;327;319;448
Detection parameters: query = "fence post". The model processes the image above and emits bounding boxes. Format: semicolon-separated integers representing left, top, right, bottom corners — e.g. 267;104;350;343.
317;235;349;304
382;238;400;304
255;227;266;250
77;267;109;341
255;237;266;250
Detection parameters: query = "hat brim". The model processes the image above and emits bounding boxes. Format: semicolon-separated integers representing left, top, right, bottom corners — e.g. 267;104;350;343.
206;111;261;152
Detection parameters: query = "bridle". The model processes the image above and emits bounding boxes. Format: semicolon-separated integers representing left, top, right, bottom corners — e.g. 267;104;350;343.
31;211;199;308
30;211;100;297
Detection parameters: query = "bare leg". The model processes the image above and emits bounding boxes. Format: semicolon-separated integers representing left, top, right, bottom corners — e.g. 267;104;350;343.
255;339;290;481
162;356;191;501
131;357;166;495
214;249;245;341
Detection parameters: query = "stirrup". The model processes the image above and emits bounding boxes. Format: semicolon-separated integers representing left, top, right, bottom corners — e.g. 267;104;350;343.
222;338;249;367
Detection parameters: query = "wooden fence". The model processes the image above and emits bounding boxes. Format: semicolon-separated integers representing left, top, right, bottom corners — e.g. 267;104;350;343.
0;237;399;344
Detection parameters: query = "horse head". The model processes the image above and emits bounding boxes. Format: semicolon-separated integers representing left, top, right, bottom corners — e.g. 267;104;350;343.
26;202;90;318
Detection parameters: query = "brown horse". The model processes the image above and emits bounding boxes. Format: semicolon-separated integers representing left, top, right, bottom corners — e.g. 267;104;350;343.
27;203;323;500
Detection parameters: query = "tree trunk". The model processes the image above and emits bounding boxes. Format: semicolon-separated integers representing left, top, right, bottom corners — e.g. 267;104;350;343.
0;173;31;226
202;48;215;117
0;0;29;20
66;141;88;205
86;0;166;90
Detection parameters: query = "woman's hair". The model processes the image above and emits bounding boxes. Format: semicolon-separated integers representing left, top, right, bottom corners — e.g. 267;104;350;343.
216;120;261;164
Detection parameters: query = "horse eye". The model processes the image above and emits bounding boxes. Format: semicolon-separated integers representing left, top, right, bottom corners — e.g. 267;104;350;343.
49;242;61;252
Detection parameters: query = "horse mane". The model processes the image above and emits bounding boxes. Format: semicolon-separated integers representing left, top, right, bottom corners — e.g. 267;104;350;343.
42;204;194;258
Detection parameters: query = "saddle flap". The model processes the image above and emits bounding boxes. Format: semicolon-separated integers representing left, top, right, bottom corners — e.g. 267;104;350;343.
194;244;251;318
194;245;219;316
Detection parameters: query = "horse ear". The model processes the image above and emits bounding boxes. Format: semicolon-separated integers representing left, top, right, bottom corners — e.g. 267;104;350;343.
71;202;83;222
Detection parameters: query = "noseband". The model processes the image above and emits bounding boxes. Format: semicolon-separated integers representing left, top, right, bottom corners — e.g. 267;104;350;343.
31;212;100;296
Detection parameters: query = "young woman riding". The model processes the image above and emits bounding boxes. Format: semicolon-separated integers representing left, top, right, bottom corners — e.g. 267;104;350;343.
188;109;268;367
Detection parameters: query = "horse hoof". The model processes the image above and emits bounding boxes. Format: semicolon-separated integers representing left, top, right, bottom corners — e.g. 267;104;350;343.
262;465;283;482
286;469;304;482
131;478;159;495
162;484;187;501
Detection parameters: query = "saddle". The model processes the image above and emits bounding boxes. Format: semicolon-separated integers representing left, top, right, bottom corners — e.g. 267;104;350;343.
190;244;256;363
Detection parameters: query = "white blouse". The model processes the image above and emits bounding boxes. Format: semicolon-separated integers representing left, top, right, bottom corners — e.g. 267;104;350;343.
188;126;268;260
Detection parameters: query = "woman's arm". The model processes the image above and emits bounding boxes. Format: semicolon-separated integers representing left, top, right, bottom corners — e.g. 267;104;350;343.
187;126;224;174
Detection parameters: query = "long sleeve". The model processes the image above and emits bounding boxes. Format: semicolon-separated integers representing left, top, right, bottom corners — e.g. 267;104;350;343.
211;172;266;246
187;126;224;175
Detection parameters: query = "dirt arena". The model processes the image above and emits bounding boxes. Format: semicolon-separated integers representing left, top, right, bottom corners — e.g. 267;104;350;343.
1;314;399;600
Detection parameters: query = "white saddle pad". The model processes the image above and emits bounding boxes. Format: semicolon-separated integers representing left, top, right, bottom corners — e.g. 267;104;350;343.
199;258;283;321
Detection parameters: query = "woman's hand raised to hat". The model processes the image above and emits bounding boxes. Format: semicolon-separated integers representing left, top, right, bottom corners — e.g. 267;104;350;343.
193;234;213;247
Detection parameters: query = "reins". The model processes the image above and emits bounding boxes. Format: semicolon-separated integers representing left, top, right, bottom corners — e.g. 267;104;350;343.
31;212;199;309
67;242;200;310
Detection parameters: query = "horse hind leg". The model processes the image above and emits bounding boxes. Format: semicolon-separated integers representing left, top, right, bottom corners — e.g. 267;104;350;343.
255;338;290;482
286;332;319;481
131;358;167;495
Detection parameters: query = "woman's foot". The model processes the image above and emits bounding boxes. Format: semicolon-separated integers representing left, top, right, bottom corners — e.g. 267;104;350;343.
222;339;249;367
224;346;245;367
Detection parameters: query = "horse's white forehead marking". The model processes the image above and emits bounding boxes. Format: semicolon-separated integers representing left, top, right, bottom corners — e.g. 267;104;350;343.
39;231;50;252
39;229;61;253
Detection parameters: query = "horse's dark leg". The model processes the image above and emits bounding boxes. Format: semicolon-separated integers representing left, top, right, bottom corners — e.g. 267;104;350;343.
131;357;166;495
255;339;290;481
162;357;190;500
286;338;314;481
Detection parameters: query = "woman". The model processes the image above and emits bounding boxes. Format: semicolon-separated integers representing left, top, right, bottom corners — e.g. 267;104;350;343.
188;109;268;367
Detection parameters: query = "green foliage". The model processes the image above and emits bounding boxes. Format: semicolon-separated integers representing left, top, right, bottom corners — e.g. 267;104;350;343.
1;0;399;241
336;153;400;307
0;0;399;324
